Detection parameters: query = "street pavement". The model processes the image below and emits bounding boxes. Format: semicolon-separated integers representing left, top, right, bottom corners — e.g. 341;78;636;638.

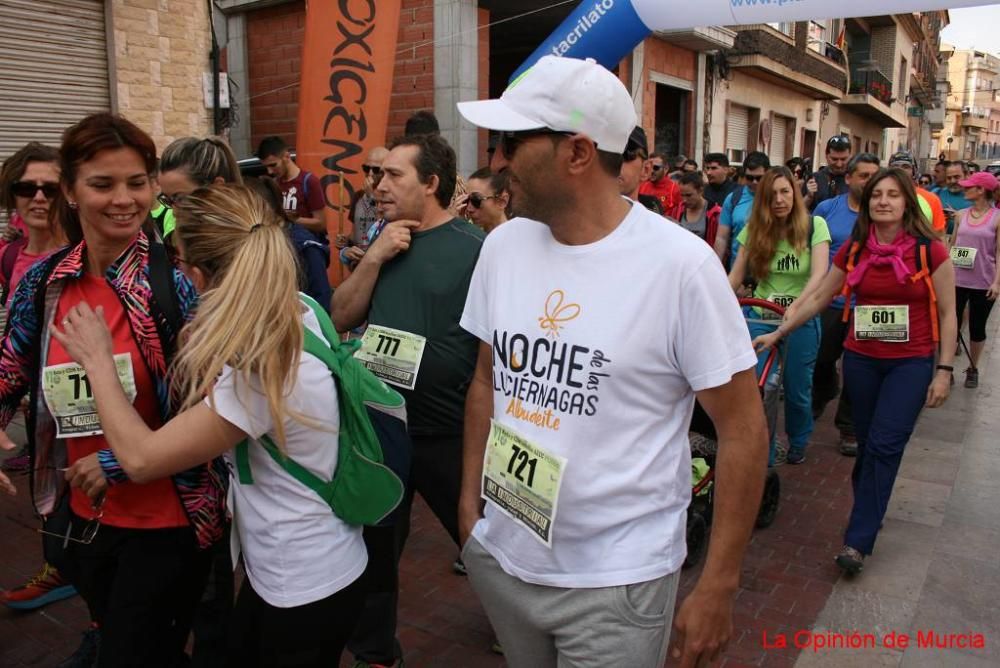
1;322;997;667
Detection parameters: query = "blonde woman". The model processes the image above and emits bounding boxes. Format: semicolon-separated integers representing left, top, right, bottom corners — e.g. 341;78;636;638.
728;166;831;465
57;185;366;667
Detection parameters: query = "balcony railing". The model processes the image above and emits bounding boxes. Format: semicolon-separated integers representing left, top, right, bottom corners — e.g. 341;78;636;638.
849;69;893;105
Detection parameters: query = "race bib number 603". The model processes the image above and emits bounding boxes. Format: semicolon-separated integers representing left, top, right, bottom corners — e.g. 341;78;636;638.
482;420;567;548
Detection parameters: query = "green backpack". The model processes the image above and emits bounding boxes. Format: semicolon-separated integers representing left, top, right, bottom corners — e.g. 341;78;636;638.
234;293;411;526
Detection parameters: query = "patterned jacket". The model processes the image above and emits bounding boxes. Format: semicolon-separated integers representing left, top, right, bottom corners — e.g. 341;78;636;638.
0;232;226;550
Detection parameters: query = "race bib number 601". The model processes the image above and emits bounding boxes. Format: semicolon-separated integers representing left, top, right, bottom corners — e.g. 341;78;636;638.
482;420;567;548
854;305;909;342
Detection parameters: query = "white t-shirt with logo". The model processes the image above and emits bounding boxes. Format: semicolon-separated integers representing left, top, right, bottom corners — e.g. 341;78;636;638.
211;300;367;608
460;201;757;588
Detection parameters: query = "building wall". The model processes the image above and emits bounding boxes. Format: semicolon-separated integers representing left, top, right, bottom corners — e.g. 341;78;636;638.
713;72;822;164
245;0;434;152
637;38;698;155
110;0;214;150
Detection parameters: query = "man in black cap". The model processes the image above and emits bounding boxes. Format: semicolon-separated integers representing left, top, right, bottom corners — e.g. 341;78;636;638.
618;126;663;214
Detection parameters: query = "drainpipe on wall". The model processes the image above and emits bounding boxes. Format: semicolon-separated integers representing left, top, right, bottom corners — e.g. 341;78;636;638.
209;0;221;135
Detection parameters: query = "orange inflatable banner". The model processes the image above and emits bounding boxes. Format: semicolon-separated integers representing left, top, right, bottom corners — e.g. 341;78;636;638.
295;0;402;285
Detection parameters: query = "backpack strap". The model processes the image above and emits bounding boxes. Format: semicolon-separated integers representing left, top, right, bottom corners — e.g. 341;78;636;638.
840;240;862;323
235;435;336;502
0;236;28;304
147;240;184;339
301;171;311;206
909;237;939;342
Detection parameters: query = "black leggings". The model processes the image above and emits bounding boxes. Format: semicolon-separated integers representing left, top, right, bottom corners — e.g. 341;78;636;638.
63;520;211;668
228;575;364;668
955;286;996;343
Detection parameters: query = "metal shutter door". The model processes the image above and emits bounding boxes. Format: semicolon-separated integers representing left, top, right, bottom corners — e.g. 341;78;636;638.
771;116;787;164
727;105;749;153
0;0;110;163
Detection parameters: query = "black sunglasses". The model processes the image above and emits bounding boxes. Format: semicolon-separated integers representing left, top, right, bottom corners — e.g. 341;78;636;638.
468;192;496;208
744;174;764;183
650;162;665;171
827;136;851;150
156;192;187;208
499;129;574;160
11;181;59;199
362;164;382;175
623;147;648;162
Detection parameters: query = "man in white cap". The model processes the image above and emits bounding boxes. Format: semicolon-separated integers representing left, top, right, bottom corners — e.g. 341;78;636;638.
455;55;769;668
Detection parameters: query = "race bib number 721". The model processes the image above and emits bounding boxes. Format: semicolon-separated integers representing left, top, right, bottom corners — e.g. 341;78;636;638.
482;420;567;548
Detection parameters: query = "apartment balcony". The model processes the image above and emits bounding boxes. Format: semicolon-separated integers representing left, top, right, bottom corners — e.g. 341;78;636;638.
655;26;736;52
963;107;990;130
926;104;946;130
969;54;999;74
728;25;846;99
841;69;907;128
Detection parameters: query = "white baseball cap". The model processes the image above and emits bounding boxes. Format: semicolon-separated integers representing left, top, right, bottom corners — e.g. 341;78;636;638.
457;56;637;154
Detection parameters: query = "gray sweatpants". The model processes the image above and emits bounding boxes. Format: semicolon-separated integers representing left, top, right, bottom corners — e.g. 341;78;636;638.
463;536;680;668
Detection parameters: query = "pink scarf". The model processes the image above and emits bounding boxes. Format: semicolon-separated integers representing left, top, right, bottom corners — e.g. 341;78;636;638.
846;230;915;287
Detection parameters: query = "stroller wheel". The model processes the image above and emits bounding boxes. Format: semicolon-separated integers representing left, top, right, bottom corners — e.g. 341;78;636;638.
683;510;709;569
756;468;781;528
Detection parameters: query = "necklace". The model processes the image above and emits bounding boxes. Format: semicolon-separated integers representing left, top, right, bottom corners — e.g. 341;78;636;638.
970;206;991;220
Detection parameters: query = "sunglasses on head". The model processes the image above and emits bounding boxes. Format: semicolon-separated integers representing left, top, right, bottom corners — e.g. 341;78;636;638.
362;164;382;175
623;147;648;162
744;174;764;183
11;181;59;199
499;129;574;160
827;136;851;150
468;192;496;208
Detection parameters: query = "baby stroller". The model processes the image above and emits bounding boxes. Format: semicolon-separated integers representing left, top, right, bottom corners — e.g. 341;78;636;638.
684;298;784;569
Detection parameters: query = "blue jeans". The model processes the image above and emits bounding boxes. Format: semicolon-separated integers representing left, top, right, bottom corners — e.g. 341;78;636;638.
842;351;934;555
749;315;820;458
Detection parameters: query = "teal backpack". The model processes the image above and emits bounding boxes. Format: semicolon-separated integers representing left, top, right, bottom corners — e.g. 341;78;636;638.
234;293;411;526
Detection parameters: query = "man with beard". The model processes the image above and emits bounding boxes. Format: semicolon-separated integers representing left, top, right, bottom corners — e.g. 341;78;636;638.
639;152;680;217
456;55;767;668
331;133;484;668
702;153;737;209
940;161;972;232
618;126;662;214
805;135;851;211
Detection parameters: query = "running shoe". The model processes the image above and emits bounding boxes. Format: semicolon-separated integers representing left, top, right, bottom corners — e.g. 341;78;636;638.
786;447;806;465
0;563;77;610
834;545;864;575
0;446;29;473
838;436;858;457
965;368;979;389
55;625;100;668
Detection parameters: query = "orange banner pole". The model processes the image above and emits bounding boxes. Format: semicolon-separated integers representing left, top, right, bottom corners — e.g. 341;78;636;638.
296;0;402;287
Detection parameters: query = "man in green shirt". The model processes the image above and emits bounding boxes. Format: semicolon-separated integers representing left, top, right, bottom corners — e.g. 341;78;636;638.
332;133;484;668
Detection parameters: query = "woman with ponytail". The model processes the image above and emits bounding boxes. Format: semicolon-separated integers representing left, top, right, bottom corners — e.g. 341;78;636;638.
56;184;367;667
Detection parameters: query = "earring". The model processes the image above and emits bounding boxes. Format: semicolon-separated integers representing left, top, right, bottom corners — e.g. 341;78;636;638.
68;201;78;209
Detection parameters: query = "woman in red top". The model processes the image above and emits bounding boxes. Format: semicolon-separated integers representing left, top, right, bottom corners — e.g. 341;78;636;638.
753;168;957;575
0;115;222;667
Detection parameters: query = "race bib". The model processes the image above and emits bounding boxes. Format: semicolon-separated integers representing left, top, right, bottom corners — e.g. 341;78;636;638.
354;324;426;390
482;420;567;548
42;354;137;438
762;293;796;319
854;305;909;342
950;246;977;269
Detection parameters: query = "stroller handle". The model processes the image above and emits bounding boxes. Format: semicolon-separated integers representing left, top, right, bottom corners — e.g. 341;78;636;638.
737;298;784;389
737;297;787;318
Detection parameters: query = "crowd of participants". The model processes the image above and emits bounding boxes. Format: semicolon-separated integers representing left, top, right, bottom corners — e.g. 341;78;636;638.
0;55;997;668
